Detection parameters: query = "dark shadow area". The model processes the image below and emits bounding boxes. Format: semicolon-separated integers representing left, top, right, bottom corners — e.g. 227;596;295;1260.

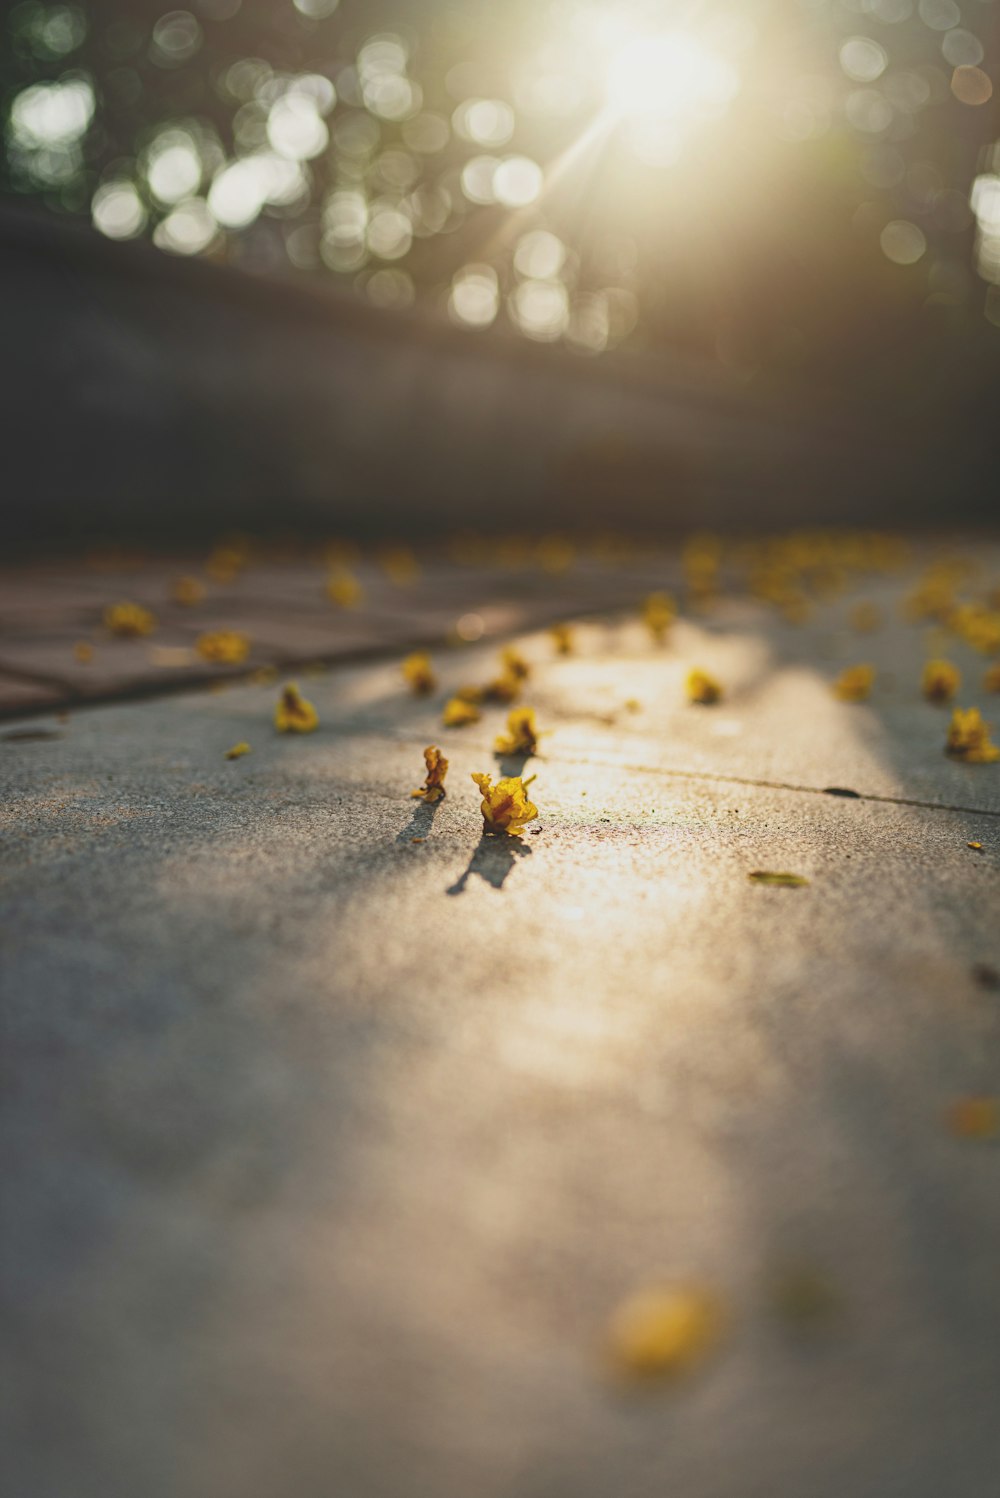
395;797;443;845
446;833;534;895
495;751;533;779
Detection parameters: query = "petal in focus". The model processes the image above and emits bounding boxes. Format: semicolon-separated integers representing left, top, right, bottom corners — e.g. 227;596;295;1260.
411;744;449;801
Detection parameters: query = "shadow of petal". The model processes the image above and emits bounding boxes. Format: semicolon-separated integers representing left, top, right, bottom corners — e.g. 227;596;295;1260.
395;797;443;845
447;833;533;895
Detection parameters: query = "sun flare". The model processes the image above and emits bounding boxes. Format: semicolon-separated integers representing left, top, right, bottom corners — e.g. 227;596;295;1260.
604;31;740;125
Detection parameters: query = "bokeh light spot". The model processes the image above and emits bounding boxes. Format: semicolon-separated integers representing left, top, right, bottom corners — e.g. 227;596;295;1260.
493;155;543;208
449;265;499;328
951;66;992;106
880;219;927;265
92;180;146;239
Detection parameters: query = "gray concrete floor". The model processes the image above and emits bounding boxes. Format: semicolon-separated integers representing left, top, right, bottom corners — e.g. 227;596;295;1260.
2;575;999;1498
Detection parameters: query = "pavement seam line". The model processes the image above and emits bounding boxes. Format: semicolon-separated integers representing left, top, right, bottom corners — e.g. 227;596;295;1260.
383;729;1000;820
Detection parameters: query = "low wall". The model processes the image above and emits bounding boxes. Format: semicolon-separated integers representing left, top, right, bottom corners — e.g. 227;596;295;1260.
0;201;985;545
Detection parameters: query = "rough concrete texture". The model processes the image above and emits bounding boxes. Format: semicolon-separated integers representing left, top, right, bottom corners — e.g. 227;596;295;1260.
1;592;999;1498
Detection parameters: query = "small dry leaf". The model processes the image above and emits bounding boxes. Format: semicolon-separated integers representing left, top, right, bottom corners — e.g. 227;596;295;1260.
748;870;810;887
607;1285;724;1380
225;742;251;760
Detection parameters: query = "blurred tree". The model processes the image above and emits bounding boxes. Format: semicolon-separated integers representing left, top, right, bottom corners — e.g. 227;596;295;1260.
3;0;998;406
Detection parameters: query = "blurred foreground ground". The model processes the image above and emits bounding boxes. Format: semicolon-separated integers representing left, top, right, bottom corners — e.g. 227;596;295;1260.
1;540;999;1498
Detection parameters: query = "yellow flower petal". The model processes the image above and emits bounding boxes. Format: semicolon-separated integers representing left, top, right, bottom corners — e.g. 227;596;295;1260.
472;771;538;834
103;601;156;638
642;592;675;643
501;646;530;681
402;652;436;695
494;707;540;756
379;546;419;584
921;659;960;703
945;706;1000;763
171;575;206;606
607;1285;723;1380
411;744;448;801
443;696;481;727
196;630;250;664
686;668;722;705
275;682;319;733
485;670;520;703
833;664;875;702
326;570;363;608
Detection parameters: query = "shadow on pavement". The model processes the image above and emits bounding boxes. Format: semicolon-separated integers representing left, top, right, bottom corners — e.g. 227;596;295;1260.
446;833;534;895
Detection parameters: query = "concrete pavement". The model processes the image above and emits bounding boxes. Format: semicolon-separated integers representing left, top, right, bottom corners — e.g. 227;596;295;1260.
2;563;999;1498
